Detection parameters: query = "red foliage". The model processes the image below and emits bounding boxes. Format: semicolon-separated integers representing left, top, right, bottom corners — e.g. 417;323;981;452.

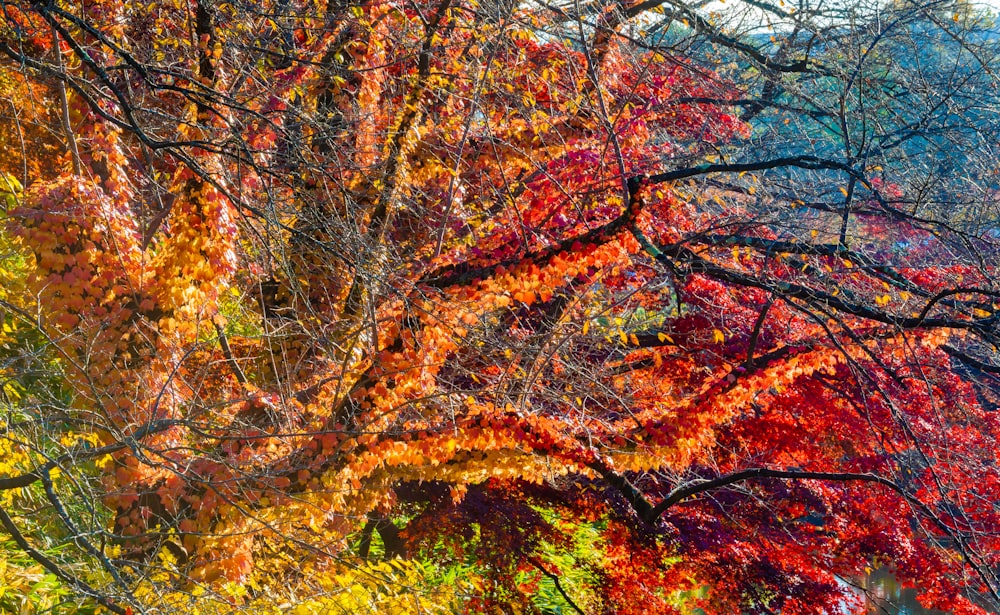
1;0;999;612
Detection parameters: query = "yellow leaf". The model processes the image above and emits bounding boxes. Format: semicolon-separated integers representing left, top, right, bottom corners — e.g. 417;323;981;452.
713;329;725;343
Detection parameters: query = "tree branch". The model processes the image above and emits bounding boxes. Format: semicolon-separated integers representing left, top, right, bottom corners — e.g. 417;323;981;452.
52;25;81;175
644;237;994;336
644;155;861;185
214;320;248;385
0;506;128;614
528;556;586;615
648;468;900;521
0;420;180;492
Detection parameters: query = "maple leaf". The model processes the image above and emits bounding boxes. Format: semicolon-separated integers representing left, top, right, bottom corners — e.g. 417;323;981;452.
0;1;998;614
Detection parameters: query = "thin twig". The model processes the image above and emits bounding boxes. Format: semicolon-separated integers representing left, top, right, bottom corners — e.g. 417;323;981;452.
528;556;586;615
52;25;81;175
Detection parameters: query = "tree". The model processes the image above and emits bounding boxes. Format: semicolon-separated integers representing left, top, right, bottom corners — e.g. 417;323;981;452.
0;0;999;613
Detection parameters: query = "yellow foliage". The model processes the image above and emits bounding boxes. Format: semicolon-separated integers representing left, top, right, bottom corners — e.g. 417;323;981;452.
292;560;464;615
123;559;466;615
0;435;28;507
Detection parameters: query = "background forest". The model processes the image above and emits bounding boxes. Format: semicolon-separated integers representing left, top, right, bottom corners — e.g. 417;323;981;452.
2;0;1000;613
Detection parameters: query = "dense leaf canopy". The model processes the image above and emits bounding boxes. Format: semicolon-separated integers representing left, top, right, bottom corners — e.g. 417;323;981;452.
0;0;999;613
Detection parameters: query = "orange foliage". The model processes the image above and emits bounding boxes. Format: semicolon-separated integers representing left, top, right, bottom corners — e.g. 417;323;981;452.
1;1;999;613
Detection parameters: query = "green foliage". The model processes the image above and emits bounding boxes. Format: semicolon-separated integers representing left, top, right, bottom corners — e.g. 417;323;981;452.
0;536;97;615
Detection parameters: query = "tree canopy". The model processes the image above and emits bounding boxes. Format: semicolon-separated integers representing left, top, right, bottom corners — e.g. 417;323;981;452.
1;0;1000;613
